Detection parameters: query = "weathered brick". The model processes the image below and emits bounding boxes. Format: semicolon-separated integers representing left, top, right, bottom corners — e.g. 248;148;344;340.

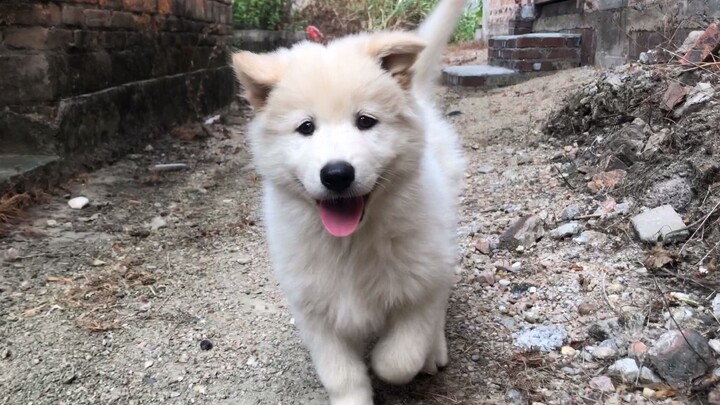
111;11;136;29
47;28;76;49
73;30;100;49
4;27;49;50
515;36;567;48
1;3;61;26
123;0;157;13
84;9;113;27
61;5;86;26
680;22;720;65
99;0;124;9
493;59;581;72
99;31;127;48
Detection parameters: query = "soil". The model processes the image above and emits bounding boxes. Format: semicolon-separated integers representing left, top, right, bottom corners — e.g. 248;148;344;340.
1;60;718;404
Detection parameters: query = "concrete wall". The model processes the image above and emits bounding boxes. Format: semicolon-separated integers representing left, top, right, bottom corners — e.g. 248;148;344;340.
0;0;235;185
534;0;720;67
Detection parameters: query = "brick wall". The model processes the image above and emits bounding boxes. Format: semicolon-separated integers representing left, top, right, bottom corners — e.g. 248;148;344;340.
0;0;235;189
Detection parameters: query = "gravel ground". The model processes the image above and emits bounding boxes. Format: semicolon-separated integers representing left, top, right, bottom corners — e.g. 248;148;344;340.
1;66;707;404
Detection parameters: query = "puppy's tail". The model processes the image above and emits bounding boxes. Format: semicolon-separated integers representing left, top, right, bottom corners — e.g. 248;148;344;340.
413;0;467;95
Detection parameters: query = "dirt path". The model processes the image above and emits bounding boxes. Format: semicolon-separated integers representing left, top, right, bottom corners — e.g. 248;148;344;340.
3;66;691;404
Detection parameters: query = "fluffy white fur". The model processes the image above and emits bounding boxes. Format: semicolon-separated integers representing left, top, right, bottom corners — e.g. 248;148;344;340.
232;1;467;403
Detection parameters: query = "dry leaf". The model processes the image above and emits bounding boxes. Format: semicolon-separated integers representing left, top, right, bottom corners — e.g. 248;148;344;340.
644;247;676;270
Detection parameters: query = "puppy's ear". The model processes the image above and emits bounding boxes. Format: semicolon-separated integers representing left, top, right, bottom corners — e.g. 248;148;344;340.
368;33;426;90
232;51;288;110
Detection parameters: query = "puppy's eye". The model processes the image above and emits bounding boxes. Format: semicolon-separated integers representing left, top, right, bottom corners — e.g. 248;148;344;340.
356;115;378;130
297;120;315;136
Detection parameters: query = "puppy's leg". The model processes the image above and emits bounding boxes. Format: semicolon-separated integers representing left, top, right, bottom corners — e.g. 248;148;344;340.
303;327;373;405
371;295;448;385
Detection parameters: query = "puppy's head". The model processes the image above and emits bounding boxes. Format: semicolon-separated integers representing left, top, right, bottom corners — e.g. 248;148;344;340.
233;32;427;237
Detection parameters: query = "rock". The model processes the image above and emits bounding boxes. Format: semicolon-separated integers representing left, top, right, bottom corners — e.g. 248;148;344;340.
642;387;656;399
194;384;208;395
46;219;58;227
511;262;523;272
589;376;615;393
578;302;595;315
644;177;694;211
498;279;511;287
561;346;577;356
549;222;582;239
573;231;608;247
200;339;213;351
628;341;647;357
643;129;670;159
561;205;581;221
614;201;632;215
675;82;715;117
478;164;495;174
712;295;720;318
514;325;567;352
144;360;153;369
4;248;20;262
662;82;688;111
587;318;622;342
664;308;695;329
631;205;688;244
479;270;496;285
476;239;491;255
68;197;90;210
592;346;617;360
149;216;167;231
678;30;706;54
608;358;662;384
709;339;720;355
648;329;715;383
638;50;658;65
587;170;626;194
500;215;545;250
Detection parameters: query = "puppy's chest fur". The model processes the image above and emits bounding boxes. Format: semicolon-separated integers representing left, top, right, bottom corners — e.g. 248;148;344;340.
265;190;455;336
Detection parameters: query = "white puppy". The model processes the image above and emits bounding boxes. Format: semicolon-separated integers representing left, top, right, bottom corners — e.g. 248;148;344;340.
232;1;467;403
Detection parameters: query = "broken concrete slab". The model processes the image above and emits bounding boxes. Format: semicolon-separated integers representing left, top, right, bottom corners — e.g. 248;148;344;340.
631;205;688;244
662;82;688;111
680;22;720;65
675;82;715;117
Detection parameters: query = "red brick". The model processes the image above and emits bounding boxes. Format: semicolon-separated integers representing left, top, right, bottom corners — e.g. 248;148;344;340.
84;9;113;27
123;0;157;13
4;27;49;49
133;14;152;29
61;5;86;26
73;30;100;49
680;22;720;65
515;36;566;48
158;0;173;14
99;0;124;9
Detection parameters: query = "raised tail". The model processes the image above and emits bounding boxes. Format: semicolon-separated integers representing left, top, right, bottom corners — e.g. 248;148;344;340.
413;0;467;95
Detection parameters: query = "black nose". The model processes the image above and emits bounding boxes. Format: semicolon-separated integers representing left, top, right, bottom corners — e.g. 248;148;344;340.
320;161;355;192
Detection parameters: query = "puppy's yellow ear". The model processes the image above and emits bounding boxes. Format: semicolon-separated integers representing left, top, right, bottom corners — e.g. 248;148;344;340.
232;51;288;110
368;32;426;90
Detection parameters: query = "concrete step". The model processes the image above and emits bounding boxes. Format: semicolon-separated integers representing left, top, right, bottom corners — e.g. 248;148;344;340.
0;154;60;194
488;32;582;73
442;65;520;88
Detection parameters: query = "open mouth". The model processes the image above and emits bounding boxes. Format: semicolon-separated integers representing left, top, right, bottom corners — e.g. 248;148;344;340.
317;195;370;237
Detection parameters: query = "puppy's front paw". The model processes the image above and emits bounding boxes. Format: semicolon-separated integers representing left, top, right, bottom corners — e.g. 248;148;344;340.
371;340;425;385
330;389;374;405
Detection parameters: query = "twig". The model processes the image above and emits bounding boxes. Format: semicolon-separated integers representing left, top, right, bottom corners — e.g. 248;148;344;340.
552;165;576;191
680;199;720;255
600;274;622;316
696;240;720;266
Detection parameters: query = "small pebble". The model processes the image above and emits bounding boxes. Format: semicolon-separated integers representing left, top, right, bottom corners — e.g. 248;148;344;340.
68;197;90;210
498;279;511;287
642;387;656;399
511;262;523;272
46;219;58;227
578;302;595;315
200;339;213;351
561;346;576;356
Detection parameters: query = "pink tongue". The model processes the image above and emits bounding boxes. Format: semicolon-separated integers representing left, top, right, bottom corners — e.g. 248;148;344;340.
318;197;364;237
